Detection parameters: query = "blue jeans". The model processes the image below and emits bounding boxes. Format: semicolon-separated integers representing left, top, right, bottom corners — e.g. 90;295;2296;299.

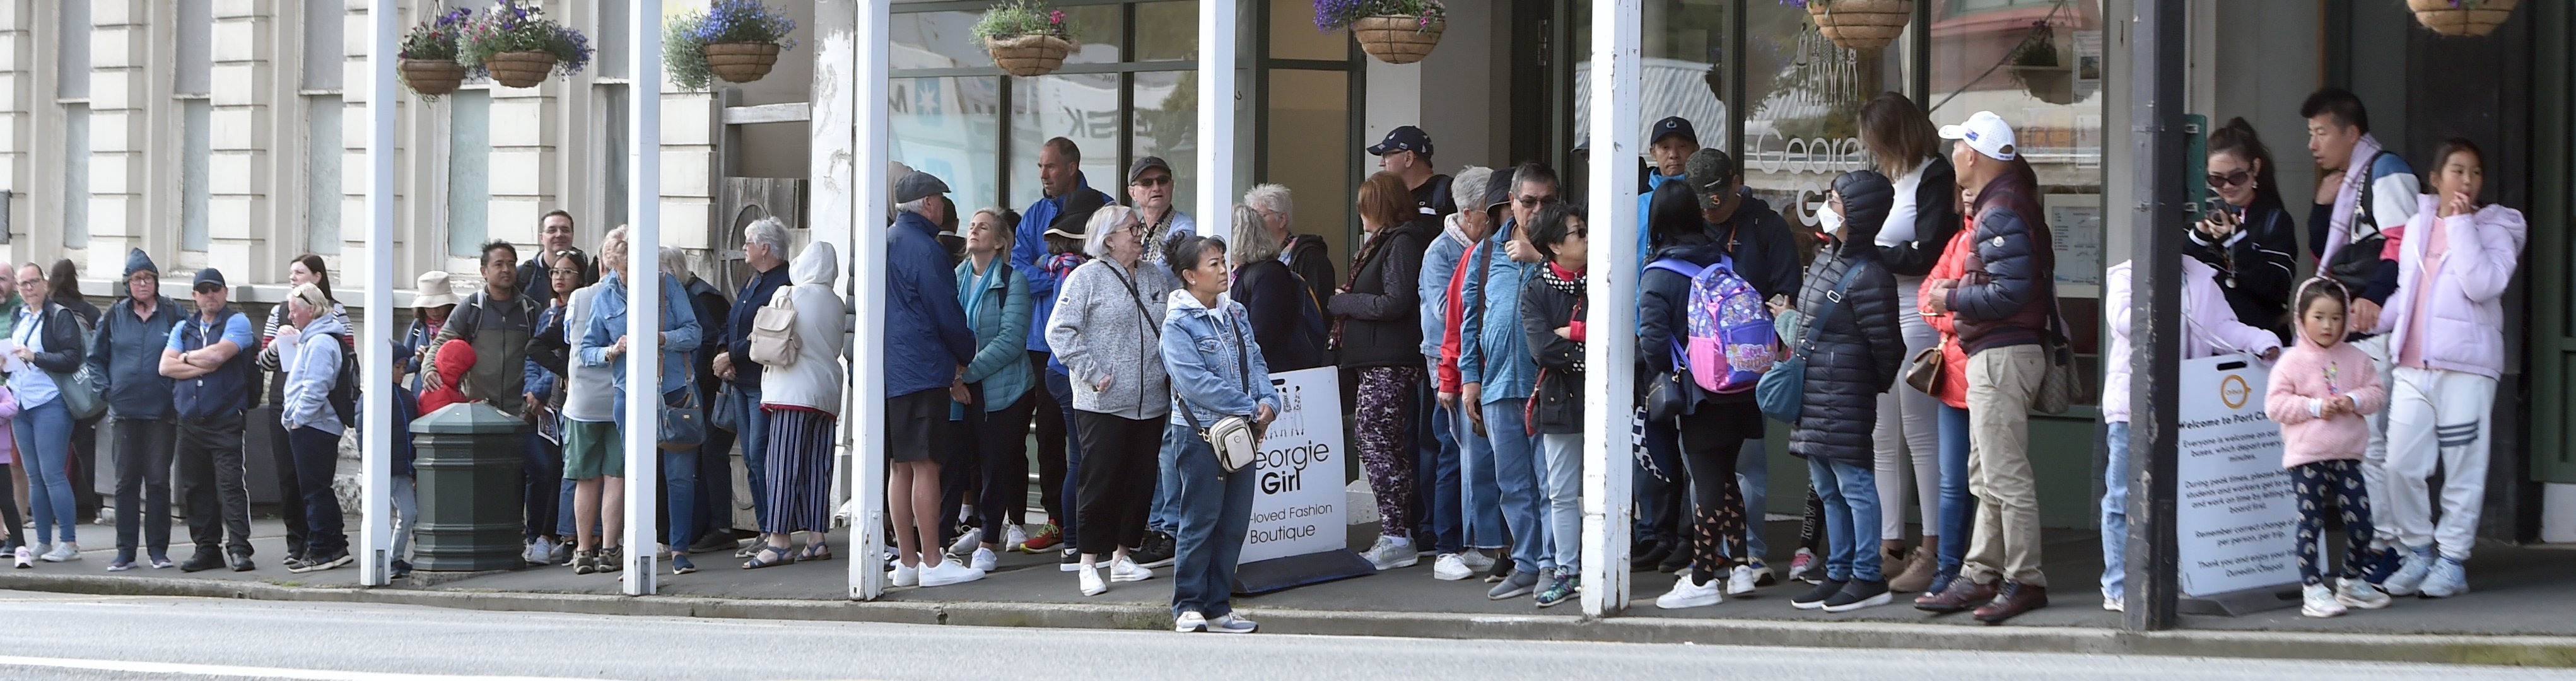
1540;434;1583;573
1455;402;1505;549
663;446;701;548
523;429;563;544
1634;418;1682;545
1736;438;1769;563
2099;421;2131;600
557;479;577;538
1150;425;1182;536
729;387;771;531
1809;457;1883;582
392;473;418;560
287;426;348;556
1046;363;1084;548
1935;403;1974;582
1165;424;1254;619
1419;394;1464;554
16;399;74;544
1480;400;1551;573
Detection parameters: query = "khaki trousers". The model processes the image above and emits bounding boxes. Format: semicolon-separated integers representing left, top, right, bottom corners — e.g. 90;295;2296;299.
1963;344;2046;586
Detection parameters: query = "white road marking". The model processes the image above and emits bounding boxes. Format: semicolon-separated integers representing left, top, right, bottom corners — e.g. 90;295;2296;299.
0;655;592;681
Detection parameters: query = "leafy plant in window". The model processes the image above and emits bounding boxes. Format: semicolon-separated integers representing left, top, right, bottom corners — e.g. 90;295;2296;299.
667;1;799;91
2003;20;2074;105
1313;0;1447;64
973;0;1080;78
399;7;472;100
2409;0;2517;37
456;0;595;89
1778;0;1913;52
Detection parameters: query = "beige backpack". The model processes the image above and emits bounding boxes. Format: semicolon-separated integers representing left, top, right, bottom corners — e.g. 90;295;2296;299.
747;286;800;367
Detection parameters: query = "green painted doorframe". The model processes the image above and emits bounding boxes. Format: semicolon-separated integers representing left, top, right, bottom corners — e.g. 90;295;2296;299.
2531;0;2575;484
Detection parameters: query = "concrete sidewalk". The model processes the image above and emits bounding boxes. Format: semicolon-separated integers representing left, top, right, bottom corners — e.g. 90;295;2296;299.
5;516;2572;668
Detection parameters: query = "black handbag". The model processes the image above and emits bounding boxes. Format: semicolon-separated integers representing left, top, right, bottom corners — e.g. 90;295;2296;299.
2324;151;2392;293
659;378;707;451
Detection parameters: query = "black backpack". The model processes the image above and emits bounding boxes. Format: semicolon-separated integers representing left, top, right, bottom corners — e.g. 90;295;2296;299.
315;331;360;428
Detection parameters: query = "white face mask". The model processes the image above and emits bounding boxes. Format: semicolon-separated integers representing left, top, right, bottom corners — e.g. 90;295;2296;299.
1817;204;1845;236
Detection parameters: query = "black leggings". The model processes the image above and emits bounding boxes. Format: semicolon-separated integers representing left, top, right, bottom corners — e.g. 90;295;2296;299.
979;394;1039;544
1072;410;1159;557
1678;402;1762;584
2294;459;2375;586
0;463;23;549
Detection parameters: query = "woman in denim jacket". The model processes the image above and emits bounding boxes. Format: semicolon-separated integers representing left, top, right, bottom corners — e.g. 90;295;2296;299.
1158;233;1279;634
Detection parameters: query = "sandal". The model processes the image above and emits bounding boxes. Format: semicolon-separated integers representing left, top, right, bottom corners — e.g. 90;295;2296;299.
797;542;832;562
742;544;795;570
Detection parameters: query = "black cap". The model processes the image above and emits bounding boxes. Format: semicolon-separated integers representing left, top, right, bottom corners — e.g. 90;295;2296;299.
1482;168;1516;216
1651;116;1699;145
1043;190;1109;241
1366;125;1434;157
192;268;226;292
1127;156;1173;183
893;172;951;204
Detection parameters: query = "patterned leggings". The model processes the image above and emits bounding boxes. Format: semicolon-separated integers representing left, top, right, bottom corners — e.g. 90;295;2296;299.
1355;366;1423;539
1796;487;1826;553
1677;402;1759;583
2294;459;2376;586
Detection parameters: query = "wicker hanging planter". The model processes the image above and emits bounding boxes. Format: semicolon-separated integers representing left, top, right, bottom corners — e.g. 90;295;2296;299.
702;42;783;83
2409;0;2515;37
1808;0;1912;51
986;35;1074;77
400;59;468;96
484;50;560;88
1352;15;1444;64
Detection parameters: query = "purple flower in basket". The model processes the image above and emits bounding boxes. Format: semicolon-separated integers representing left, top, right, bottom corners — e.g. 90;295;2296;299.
1779;0;1809;7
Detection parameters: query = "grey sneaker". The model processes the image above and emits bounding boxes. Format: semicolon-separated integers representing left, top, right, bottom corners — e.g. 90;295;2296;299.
1361;537;1419;571
1487;569;1540;600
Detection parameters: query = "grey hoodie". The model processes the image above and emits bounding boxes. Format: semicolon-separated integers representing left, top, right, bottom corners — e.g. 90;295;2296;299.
281;311;348;435
1045;257;1174;420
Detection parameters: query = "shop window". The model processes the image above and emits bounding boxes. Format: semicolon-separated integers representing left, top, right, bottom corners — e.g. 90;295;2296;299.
1129;71;1197;216
1569;0;1733;202
1010;73;1125;206
447;90;492;258
599;84;629;236
176;0;213;96
182;99;211;252
63;105;90;248
59;1;90;100
1268;0;1342;61
595;0;629;79
303;0;344;90
1135;2;1199;61
894;76;1004;213
307;96;344;254
1263;69;1350;264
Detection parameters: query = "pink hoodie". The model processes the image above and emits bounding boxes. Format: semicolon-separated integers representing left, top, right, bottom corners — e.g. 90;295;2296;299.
2267;281;2389;469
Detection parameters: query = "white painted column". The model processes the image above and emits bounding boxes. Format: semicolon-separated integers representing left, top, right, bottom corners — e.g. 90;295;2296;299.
1195;0;1238;231
837;0;894;601
355;0;399;588
622;0;667;593
1579;0;1640;619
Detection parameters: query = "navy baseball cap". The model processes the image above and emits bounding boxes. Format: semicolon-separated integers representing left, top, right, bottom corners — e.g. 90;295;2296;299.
1651;116;1698;145
192;268;226;292
1366;125;1434;157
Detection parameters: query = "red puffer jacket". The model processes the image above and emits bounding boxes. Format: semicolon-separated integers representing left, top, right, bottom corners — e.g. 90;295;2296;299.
1922;218;1976;409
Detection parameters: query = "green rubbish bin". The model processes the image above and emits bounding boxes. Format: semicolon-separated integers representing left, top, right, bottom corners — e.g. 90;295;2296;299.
411;402;529;572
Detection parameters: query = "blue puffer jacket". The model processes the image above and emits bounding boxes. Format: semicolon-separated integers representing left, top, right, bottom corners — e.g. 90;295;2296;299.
888;210;979;398
1459;221;1540;406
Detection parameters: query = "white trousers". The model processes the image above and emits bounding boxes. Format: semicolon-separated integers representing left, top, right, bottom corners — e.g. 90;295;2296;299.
2355;336;2397;547
1872;274;1942;540
2378;366;2497;561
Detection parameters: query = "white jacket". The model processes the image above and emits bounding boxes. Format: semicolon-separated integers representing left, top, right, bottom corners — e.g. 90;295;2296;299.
758;242;852;414
2102;257;2281;423
2375;196;2526;379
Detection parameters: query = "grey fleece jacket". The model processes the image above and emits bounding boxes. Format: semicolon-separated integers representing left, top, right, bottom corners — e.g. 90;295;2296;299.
1044;257;1175;420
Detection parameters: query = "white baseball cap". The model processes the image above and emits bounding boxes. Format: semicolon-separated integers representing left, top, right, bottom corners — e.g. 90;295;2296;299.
1938;110;2018;161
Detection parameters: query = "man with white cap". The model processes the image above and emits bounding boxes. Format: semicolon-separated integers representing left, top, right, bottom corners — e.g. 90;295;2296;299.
1915;110;2056;623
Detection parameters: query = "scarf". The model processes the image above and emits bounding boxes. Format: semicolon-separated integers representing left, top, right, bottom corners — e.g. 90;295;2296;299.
2320;132;2385;268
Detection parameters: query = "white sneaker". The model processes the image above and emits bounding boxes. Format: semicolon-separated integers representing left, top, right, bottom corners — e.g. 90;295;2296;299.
2300;583;2347;618
947;531;981;558
1174;610;1209;632
1458;549;1496;572
2102;595;2124;612
889;562;919;587
2335;577;2392;610
1111;556;1154;583
2418;557;2468;598
1431;554;1473;581
1079;566;1108;596
1004;525;1032;552
1656;570;1724;609
2380;545;2435;596
919;559;986;587
969;547;998;572
1205;614;1258;634
1726;564;1760;595
40;542;79;562
529;537;558;565
1361;537;1418;571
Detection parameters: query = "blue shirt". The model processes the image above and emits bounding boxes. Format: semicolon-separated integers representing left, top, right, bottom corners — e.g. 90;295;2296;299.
1009;176;1113;352
9;307;62;408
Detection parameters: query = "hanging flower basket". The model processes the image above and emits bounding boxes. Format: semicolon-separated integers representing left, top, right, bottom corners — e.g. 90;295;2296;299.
668;1;799;90
1801;0;1912;51
401;59;469;96
986;35;1076;77
483;50;559;88
2409;0;2515;37
457;1;595;90
1352;16;1444;64
397;7;474;101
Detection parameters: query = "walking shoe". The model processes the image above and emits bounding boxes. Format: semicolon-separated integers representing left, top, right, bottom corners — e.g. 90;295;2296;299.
1822;579;1892;613
179;551;224;573
1110;556;1154;583
1205;614;1259;634
889;562;918;587
2335;576;2392;610
1060;548;1085;572
670;554;696;575
521;540;544;566
969;547;998;572
1656;570;1724;610
107;557;137;572
1132;533;1177;569
1174;610;1209;632
1786;547;1818;583
1657;547;1691;574
947;530;982;558
40;542;80;562
2379;545;2436;597
2418;556;2468;598
920;559;986;587
228;552;255;573
1361;537;1419;571
293;549;353;573
1004;525;1032;553
149;554;174;569
1021;523;1062;552
1790;578;1847;610
1485;556;1516;583
2300;583;2348;618
1970;581;2047;624
1916;577;1998;614
1632;541;1673;572
1078;565;1108;596
1536;571;1580;608
1888;547;1938;593
15;546;34;568
686;531;737;555
1432;554;1473;581
550;541;575;566
2102;594;2124;612
389;559;413;579
1728;563;1765;595
1487;569;1540;600
1459;549;1496;572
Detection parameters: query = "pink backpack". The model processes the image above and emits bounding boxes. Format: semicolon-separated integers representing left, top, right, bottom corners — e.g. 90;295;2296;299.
1647;255;1779;393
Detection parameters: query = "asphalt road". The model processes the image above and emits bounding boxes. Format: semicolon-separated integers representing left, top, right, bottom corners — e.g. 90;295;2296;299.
2;590;2565;681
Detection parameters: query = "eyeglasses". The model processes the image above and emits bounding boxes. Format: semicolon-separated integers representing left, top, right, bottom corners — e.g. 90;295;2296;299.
1133;177;1173;187
1518;195;1559;208
2206;169;2252;190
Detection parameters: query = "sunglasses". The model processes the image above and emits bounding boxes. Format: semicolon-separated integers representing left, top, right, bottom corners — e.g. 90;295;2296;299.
2206;169;2251;190
1132;177;1173;187
1518;195;1559;208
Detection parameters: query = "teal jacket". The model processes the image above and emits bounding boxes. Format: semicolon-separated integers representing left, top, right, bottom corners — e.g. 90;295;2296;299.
954;256;1034;414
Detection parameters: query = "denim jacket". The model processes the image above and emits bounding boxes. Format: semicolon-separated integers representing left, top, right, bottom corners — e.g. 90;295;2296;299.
1161;290;1279;429
1458;223;1540;405
578;269;703;400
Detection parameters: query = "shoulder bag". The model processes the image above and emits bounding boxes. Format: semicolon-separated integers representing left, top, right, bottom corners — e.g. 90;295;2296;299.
1904;338;1946;396
1177;315;1260;474
747;286;801;368
660;374;708;451
42;310;105;421
1757;260;1867;424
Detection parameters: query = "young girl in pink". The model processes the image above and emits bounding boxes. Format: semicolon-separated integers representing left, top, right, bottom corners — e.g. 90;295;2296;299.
2265;279;2392;618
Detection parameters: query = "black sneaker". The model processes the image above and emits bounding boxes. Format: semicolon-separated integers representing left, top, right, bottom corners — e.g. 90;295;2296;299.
1822;579;1892;613
389;559;414;579
291;549;352;573
1658;548;1692;574
1632;540;1673;573
179;551;225;573
549;540;577;566
229;552;256;572
687;530;738;555
1791;578;1847;610
1132;533;1177;569
1484;556;1516;583
280;553;310;572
